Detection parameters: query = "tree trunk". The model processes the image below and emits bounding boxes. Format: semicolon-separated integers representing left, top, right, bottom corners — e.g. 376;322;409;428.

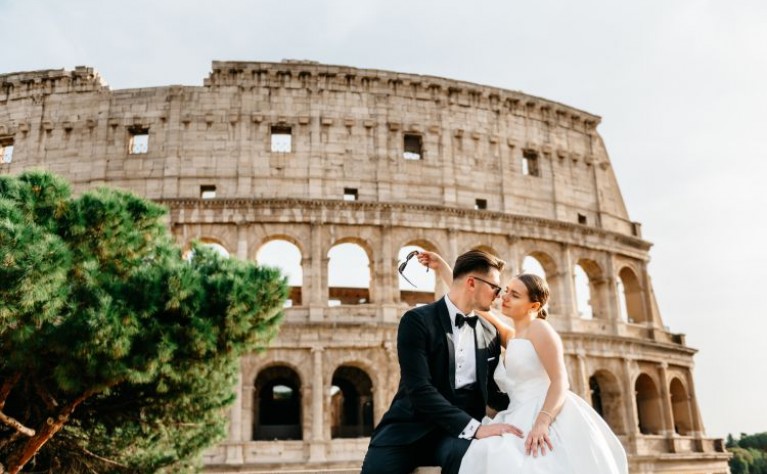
5;388;97;474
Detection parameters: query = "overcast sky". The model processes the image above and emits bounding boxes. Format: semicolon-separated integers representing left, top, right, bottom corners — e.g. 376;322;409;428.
2;0;765;439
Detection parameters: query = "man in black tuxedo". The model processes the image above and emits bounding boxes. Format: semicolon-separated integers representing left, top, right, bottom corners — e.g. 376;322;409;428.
361;249;521;474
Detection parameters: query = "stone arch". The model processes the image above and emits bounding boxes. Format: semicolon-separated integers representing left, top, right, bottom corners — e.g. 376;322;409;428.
256;236;304;307
183;237;231;259
574;258;609;320
635;373;663;435
327;238;373;305
618;266;647;323
253;365;303;440
670;377;693;435
398;240;440;305
330;365;375;438
589;369;627;435
521;250;561;316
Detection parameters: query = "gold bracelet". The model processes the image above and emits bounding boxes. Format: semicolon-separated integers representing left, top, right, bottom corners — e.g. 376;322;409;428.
539;410;554;422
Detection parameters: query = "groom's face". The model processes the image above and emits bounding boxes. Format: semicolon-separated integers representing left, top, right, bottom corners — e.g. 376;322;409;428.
470;268;502;312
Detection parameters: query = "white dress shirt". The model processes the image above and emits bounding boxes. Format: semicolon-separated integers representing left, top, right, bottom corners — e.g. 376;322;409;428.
443;295;481;439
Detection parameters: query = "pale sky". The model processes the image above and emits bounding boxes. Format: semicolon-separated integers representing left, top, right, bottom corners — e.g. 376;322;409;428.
2;0;766;439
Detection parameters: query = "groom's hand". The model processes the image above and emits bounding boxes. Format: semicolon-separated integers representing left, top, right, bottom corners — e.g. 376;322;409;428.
474;423;524;439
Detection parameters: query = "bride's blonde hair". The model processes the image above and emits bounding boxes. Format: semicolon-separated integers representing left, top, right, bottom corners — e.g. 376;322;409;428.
516;273;550;320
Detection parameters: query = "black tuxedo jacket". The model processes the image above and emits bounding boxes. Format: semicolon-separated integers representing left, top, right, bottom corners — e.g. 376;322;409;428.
370;297;509;446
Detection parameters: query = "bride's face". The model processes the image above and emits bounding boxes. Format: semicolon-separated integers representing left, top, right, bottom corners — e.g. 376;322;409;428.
500;278;538;321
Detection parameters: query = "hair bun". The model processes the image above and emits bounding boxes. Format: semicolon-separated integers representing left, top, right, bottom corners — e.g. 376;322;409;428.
538;307;548;320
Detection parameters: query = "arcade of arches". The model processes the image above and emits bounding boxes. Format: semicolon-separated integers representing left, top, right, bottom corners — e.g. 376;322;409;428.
190;230;721;471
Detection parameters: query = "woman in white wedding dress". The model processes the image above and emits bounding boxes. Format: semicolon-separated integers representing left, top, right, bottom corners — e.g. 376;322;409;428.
416;251;628;474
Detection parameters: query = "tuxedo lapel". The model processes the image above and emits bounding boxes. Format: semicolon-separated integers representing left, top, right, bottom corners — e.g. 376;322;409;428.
436;298;456;393
475;321;490;403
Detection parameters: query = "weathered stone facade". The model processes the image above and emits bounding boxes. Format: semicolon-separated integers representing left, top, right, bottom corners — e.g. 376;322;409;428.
0;61;729;473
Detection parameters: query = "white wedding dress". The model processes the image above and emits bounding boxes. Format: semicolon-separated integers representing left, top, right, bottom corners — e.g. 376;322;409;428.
459;339;628;473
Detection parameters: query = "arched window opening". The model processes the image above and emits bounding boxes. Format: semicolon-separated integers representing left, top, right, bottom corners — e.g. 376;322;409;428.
574;264;593;319
619;267;646;323
330;366;374;438
253;366;302;440
257;239;304;307
328;242;371;306
670;377;694;435
522;255;546;278
635;373;663;435
590;370;626;435
522;252;562;316
184;240;230;260
398;244;436;306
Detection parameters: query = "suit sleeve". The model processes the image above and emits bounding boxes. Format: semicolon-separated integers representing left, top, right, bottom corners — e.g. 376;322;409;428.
397;311;474;437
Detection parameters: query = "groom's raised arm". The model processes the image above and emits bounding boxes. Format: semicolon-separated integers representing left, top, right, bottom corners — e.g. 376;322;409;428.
397;310;475;437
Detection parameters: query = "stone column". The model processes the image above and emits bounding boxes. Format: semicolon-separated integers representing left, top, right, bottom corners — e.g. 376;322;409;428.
603;254;622;323
379;225;399;322
558;245;577;329
622;358;639;453
685;371;705;438
639;261;658;329
224;366;244;464
309;346;327;461
658;363;675;437
237;224;248;260
309;222;326;321
575;352;591;401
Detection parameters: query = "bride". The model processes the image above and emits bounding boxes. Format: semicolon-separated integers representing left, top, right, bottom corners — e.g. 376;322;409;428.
415;251;628;474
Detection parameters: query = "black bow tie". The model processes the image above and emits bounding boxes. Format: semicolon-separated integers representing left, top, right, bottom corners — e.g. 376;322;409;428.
455;313;478;329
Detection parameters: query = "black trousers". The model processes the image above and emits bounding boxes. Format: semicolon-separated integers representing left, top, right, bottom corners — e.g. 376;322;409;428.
361;385;482;474
360;429;471;474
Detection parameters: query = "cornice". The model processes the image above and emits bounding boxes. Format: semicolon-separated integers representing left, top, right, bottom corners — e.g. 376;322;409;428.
157;197;652;252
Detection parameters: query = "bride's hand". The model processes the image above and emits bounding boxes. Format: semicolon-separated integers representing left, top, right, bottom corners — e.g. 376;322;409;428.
524;418;553;457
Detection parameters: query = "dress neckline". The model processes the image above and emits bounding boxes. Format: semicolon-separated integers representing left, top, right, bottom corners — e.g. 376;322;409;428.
507;338;533;349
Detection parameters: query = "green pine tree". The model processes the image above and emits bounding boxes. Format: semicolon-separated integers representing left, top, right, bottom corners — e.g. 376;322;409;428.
0;171;287;473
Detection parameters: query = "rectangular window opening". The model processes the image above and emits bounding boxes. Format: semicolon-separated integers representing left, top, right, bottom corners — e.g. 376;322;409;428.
0;138;13;164
403;133;423;160
522;150;539;176
128;127;149;155
475;199;487;210
271;125;292;153
578;213;587;225
200;185;217;199
343;187;358;201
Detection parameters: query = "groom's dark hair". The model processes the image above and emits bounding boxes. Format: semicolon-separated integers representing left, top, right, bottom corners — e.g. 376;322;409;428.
453;249;505;280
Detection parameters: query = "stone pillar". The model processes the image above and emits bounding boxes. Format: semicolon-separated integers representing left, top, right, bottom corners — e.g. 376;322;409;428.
224;366;244;464
379;226;400;322
309;223;326;321
575;353;591;401
237;224;248;260
639;261;658;328
658;363;675;437
558;245;577;328
309;346;327;461
685;371;705;437
622;358;639;453
603;254;622;326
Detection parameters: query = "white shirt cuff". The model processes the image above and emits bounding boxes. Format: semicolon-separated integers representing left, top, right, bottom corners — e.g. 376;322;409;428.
459;418;481;440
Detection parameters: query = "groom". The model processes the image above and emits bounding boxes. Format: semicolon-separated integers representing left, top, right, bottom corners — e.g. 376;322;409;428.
361;249;521;474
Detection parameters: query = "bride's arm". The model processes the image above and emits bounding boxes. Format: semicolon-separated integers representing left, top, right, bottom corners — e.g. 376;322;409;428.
525;319;569;457
476;309;515;347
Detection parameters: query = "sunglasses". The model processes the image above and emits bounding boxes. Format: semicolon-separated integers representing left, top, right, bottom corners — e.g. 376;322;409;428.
471;275;502;298
398;250;420;288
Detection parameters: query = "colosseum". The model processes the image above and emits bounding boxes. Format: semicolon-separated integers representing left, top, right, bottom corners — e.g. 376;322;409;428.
0;60;729;473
